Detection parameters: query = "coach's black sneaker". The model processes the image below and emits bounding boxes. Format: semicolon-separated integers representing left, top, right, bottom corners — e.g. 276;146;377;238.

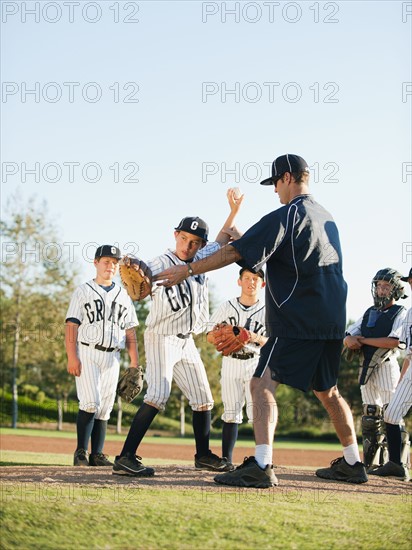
73;449;89;467
112;453;155;477
195;451;229;471
89;453;113;467
316;457;368;484
368;461;410;481
214;456;279;488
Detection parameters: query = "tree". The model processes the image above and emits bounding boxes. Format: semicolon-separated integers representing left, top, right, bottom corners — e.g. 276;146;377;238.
1;193;78;427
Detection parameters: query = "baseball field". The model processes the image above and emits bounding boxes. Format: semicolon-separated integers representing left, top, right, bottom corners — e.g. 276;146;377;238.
1;428;411;550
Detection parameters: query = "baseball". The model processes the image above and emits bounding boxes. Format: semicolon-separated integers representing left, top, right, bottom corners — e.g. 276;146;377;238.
232;187;243;200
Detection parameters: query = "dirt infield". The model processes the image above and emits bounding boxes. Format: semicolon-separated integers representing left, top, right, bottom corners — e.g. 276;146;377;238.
1;433;340;467
0;464;409;496
1;435;411;495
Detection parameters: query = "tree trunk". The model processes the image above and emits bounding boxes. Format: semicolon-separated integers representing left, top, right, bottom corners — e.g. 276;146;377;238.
11;294;21;429
180;394;185;437
57;396;63;431
116;395;122;434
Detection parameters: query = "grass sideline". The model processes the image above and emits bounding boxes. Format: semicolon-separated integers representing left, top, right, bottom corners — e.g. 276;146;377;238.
1;485;410;549
1;431;411;549
0;427;348;451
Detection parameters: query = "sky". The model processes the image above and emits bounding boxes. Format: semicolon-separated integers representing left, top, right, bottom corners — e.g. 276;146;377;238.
1;0;411;321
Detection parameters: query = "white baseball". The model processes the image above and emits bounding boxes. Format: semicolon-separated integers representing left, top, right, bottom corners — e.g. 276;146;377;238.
232;187;243;200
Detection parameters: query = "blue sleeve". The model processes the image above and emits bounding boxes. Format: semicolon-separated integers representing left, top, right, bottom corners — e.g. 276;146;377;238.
231;211;286;272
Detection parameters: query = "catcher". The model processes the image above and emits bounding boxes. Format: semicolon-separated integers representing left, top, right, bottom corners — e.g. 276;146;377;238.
344;268;408;470
207;268;267;468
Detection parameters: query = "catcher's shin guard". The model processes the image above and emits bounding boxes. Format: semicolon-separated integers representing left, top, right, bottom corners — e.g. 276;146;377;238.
400;424;411;468
362;404;386;469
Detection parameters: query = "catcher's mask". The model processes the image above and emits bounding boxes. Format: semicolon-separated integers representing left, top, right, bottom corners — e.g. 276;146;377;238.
371;268;407;310
175;216;209;242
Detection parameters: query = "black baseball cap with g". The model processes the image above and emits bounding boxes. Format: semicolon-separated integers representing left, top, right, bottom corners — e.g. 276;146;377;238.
260;154;310;186
175;216;209;242
95;244;122;260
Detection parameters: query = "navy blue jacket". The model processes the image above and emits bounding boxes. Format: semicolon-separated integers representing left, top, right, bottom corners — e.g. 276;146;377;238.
231;194;347;340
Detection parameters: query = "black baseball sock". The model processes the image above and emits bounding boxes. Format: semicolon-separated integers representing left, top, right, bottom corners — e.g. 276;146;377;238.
91;419;107;455
193;410;211;458
385;422;402;465
222;422;238;462
76;410;95;451
120;403;159;457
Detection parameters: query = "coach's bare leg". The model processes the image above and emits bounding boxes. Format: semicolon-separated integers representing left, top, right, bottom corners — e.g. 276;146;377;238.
250;368;279;445
314;386;357;447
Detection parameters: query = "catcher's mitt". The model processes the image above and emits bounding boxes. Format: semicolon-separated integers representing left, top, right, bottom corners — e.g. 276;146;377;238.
119;255;152;301
116;366;144;403
210;323;251;356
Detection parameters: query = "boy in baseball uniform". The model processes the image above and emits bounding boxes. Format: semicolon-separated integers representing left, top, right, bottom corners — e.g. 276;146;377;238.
112;190;243;477
344;268;407;470
369;267;412;480
65;245;139;467
207;268;267;468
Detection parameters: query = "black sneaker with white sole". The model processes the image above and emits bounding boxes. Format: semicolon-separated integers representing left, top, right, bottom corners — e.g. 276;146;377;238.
112;454;155;477
316;457;368;484
214;456;279;488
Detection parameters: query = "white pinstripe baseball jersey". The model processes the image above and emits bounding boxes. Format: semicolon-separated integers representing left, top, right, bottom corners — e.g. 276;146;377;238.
145;242;219;335
385;307;412;424
142;242;220;411
347;306;407;406
209;298;266;423
66;280;138;349
66;280;138;418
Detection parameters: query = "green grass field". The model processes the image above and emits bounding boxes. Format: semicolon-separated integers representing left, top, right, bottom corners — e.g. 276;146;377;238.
0;428;411;550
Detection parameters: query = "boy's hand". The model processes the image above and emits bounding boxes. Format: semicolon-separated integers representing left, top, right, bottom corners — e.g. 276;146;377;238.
67;357;82;377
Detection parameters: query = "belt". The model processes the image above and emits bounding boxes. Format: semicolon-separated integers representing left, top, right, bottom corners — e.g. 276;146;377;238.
231;353;255;360
176;333;191;339
81;342;120;353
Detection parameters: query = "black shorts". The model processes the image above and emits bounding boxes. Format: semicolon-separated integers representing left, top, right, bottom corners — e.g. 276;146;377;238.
253;337;343;392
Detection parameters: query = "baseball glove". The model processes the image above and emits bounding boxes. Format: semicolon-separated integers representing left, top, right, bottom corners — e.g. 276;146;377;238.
119;255;152;301
210;323;251;356
117;366;144;403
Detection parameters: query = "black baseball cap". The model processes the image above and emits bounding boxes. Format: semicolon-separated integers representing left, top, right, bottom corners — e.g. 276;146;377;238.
239;267;265;280
175;216;209;242
400;268;412;281
260;154;310;185
95;245;122;260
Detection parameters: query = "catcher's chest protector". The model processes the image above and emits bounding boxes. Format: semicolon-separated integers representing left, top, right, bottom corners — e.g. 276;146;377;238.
360;305;404;364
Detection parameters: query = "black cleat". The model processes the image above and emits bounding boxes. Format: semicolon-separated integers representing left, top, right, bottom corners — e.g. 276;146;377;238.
214;456;279;488
73;449;89;467
316;457;368;484
89;453;113;467
112;454;155;477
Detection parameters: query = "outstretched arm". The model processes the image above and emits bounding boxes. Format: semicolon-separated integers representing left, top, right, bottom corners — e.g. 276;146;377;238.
214;188;244;246
154;244;242;287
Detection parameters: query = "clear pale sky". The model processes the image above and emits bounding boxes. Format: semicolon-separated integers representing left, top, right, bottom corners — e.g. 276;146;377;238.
1;0;411;320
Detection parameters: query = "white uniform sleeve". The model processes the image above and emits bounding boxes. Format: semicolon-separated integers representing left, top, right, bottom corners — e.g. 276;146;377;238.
389;308;407;338
346;316;363;336
65;287;84;322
